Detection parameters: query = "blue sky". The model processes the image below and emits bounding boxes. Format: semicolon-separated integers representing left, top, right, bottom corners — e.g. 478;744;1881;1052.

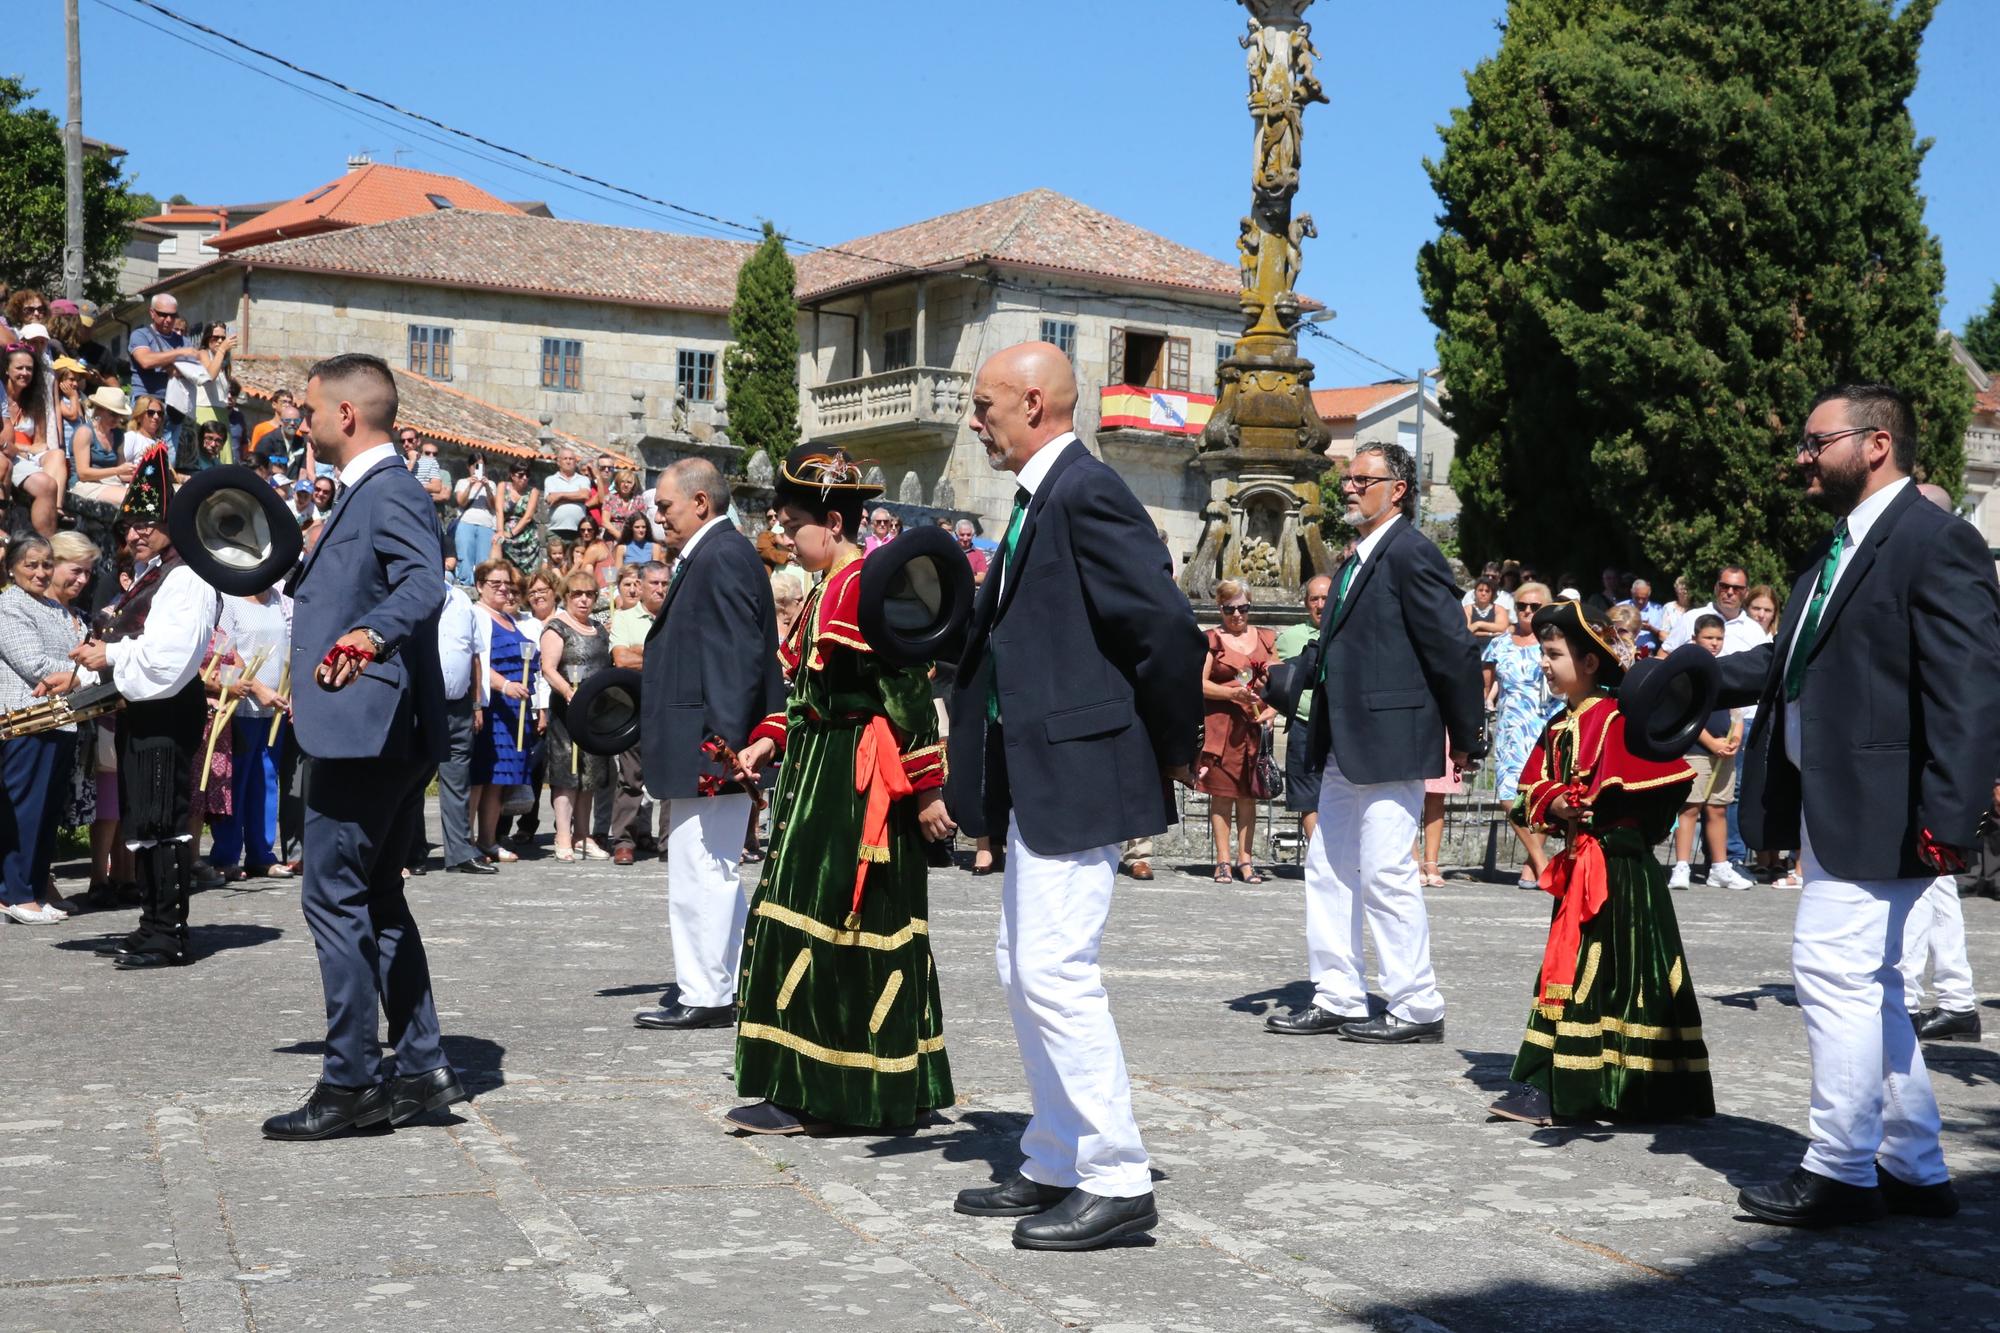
17;1;1998;386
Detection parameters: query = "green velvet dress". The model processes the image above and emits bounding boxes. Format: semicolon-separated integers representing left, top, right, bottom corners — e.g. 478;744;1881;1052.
733;554;954;1128
1509;695;1714;1121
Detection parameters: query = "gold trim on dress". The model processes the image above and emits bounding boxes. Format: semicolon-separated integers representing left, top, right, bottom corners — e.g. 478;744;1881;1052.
1669;957;1685;996
1555;1016;1703;1042
776;948;813;1010
1575;942;1602;1005
868;970;904;1034
1522;1026;1557;1049
1553;1049;1710;1073
754;900;929;950
738;1021;943;1073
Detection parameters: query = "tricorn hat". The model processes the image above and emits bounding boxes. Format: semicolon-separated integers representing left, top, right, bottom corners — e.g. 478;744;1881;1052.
1530;600;1626;688
120;442;175;525
568;667;644;757
1616;644;1721;764
858;524;975;668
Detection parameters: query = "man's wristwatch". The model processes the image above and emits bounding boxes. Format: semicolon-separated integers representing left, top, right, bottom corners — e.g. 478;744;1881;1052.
356;627;386;657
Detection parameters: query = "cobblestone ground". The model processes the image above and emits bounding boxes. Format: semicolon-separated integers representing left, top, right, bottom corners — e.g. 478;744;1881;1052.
4;812;1998;1332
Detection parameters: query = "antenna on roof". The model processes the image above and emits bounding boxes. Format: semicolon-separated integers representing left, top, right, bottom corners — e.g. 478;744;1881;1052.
346;151;372;172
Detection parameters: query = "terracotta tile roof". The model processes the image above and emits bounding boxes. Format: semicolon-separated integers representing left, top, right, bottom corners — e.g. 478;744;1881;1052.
221;211;755;311
136;204;229;227
1313;382;1415;421
229;354;627;463
210;165;524;252
794;189;1239;300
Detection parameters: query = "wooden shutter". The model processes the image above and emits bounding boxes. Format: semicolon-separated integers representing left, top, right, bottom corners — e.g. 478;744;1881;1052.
1108;327;1126;387
1166;336;1191;391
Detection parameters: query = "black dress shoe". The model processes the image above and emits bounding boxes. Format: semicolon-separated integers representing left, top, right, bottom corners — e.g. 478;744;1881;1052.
1487;1085;1555;1126
192;862;226;891
1738;1167;1887;1228
1876;1163;1959;1218
1012;1189;1158;1250
387;1066;467;1126
94;930;143;957
406;864;428;877
1266;1005;1367;1036
1339;1013;1444;1044
633;1003;733;1030
954;1174;1076;1217
114;945;190;969
262;1080;392;1141
444;860;500;876
724;1100;826;1135
1914;1007;1981;1042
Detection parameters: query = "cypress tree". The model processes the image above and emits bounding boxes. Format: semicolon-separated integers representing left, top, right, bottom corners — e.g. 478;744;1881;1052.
723;221;801;468
1419;0;1968;585
1962;282;2000;374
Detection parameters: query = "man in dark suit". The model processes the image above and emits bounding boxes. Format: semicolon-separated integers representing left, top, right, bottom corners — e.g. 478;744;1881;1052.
263;354;460;1141
1264;441;1483;1045
941;342;1204;1252
635;458;781;1030
1718;384;2000;1228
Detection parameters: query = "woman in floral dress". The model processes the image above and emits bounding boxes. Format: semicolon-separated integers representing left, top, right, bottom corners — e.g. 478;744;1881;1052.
1483;581;1554;889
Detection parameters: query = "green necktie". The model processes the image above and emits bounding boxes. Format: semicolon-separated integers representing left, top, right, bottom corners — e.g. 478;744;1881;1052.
1317;555;1358;684
1783;519;1848;703
986;489;1030;722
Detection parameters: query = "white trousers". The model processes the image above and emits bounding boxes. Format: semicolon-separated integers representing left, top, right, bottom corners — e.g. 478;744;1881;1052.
996;813;1151;1198
1899;875;1978;1013
1793;825;1946;1187
1303;763;1443;1023
664;793;751;1010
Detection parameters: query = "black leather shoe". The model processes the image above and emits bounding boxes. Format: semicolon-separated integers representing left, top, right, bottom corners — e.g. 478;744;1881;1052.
724;1100;826;1136
387;1066;467;1126
1487;1086;1555;1126
406;864;428;877
1738;1167;1886;1228
444;860;500;876
1914;1007;1981;1042
1012;1189;1158;1250
1876;1163;1959;1218
94;930;143;957
954;1174;1076;1217
114;945;190;969
262;1080;392;1141
1339;1013;1444;1044
1266;1005;1367;1036
633;1004;733;1030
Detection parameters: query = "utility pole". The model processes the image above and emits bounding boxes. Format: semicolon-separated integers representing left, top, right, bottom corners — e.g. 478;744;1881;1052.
1410;364;1427;527
63;0;86;301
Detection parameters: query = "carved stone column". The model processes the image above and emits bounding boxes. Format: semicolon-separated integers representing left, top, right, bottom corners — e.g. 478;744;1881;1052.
1183;0;1336;620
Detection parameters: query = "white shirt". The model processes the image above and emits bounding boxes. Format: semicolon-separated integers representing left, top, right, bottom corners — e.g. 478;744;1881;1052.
217;590;291;719
1783;477;1909;770
338;440;400;489
437;589;480;701
1660;599;1771;656
672;514;732;574
105;564;219;702
994;432;1076;600
1351;511;1401;569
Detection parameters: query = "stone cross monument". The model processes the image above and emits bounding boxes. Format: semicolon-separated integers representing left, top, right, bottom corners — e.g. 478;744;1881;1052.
1182;0;1337;616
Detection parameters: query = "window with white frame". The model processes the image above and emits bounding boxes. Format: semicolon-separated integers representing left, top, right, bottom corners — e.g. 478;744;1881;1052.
1041;319;1077;359
676;349;717;402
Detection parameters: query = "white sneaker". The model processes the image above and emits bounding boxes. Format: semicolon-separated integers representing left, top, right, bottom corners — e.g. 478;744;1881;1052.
1707;863;1754;891
1667;861;1692;890
582;840;611;861
2;902;58;924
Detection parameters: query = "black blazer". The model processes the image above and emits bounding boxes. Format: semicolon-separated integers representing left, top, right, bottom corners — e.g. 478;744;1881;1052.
640;522;783;801
1304;518;1485;784
1716;483;2000;882
945;439;1204;856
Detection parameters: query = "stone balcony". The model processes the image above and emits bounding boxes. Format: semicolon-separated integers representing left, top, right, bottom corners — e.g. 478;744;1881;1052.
806;366;971;446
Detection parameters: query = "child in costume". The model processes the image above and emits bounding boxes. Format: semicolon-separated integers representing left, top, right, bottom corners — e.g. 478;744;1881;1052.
1488;601;1714;1126
721;446;954;1135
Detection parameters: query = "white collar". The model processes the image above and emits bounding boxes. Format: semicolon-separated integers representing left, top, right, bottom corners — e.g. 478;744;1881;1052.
1353;512;1402;564
1843;475;1910;547
1013;432;1076;498
675;514;731;564
337;440;399;489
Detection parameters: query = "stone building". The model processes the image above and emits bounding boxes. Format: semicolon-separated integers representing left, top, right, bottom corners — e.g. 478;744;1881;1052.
1312;378;1459;519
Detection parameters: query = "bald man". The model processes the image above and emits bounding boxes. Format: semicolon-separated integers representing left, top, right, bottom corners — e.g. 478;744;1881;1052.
943;342;1204;1251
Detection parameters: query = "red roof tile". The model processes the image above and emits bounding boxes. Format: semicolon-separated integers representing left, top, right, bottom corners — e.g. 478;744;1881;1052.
1313;382;1414;421
210;164;524;253
136;204;229;227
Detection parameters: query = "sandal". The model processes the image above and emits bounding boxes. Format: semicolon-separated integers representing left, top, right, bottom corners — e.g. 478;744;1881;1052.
1213;863;1235;884
553;847;577;863
1773;870;1803;889
740;848;766;864
1421;861;1446;889
1237;861;1265;884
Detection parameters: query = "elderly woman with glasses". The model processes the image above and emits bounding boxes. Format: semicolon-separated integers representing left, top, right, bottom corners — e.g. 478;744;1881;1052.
539;572;612;861
0;535;87;922
470;560;544;861
1484;580;1555;889
1197;579;1278;883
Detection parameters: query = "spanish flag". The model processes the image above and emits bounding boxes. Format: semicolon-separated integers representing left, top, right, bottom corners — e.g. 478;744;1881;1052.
1100;385;1215;436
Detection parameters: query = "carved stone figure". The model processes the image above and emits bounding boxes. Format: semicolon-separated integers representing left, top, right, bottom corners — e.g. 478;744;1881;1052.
1283;214;1316;294
1236;215;1262;292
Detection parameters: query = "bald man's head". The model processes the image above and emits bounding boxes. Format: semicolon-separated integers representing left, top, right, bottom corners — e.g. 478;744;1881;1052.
1918;482;1955;513
969;341;1079;474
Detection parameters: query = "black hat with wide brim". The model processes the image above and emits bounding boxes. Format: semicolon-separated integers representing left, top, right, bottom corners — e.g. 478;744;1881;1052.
858;524;975;669
1616;644;1721;763
567;667;644;757
168;463;305;596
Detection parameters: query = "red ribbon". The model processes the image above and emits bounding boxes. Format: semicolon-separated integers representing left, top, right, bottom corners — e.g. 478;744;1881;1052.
850;716;913;926
320;642;374;669
1535;829;1609;1013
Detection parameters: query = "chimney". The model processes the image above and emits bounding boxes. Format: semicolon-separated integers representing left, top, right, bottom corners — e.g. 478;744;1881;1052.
345;153;372;173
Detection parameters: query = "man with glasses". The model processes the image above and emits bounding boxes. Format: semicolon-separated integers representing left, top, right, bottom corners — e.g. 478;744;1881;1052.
126;295;197;403
1660;565;1769;655
865;507;900;554
605;561;673;865
1264;442;1483;1045
1713;383;2000;1229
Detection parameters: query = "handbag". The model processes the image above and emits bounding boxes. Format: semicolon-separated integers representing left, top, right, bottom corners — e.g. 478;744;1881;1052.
1252;721;1284;801
500;783;535;816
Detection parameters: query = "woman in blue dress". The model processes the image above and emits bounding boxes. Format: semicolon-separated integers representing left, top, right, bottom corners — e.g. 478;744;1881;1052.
1483;581;1554;889
470;561;543;862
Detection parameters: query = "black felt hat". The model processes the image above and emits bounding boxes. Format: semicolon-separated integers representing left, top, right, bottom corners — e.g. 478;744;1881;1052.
168;463;304;596
1615;644;1721;764
858;524;975;669
567;667;644;757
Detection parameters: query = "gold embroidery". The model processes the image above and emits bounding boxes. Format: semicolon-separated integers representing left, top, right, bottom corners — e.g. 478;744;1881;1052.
868;970;905;1034
1575;943;1602;1005
1553;1050;1710;1073
1522;1026;1556;1049
738;1021;943;1073
1669;957;1685;996
776;948;812;1010
1555;1016;1703;1042
754;900;928;950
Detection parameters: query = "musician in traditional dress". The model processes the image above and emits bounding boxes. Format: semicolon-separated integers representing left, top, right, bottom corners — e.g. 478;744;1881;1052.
71;444;220;968
723;447;953;1135
1486;602;1712;1126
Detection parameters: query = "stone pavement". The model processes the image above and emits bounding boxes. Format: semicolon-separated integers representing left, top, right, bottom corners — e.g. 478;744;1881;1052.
5;818;2000;1333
